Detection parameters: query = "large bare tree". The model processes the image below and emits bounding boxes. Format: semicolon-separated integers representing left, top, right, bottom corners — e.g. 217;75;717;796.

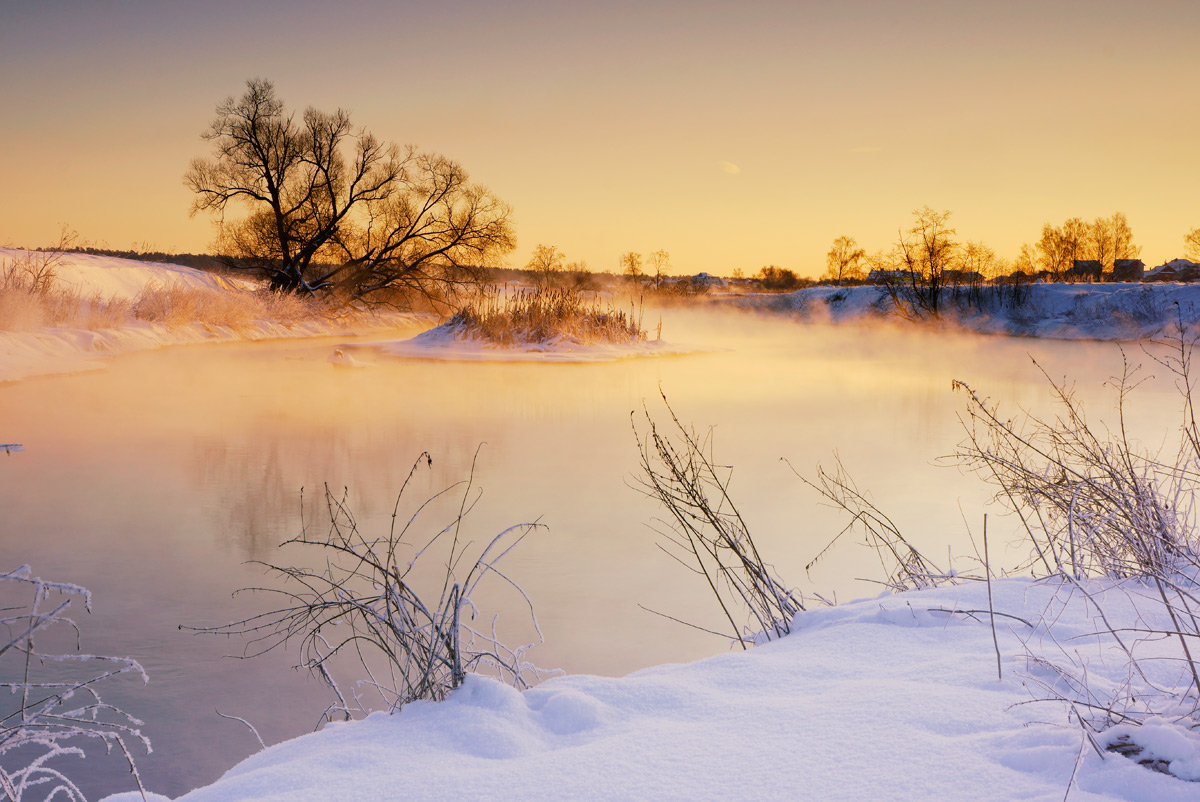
186;79;515;305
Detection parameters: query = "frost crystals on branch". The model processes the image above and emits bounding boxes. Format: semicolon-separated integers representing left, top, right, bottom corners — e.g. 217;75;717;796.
0;566;150;802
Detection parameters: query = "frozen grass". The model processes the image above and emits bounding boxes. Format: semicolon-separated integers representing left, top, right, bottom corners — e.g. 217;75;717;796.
0;252;132;332
130;283;324;331
0;252;332;334
448;287;647;346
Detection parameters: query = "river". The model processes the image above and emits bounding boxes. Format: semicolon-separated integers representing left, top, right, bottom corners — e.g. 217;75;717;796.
0;306;1177;797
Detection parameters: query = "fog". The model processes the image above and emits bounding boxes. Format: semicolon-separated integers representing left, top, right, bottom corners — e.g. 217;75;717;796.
0;307;1178;797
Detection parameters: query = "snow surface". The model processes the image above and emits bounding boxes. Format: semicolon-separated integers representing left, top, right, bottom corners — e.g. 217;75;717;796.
0;251;414;382
351;319;708;363
731;282;1200;341
0;248;254;300
101;577;1200;801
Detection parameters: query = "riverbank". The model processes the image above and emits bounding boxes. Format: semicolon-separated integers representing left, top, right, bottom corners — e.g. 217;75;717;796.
8;252;1200;384
103;575;1198;802
727;282;1200;341
0;249;423;382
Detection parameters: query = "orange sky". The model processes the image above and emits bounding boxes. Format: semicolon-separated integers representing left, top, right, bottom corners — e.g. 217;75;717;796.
2;0;1198;277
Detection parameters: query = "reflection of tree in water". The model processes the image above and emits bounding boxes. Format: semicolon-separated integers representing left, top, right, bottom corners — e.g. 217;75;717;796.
192;415;504;562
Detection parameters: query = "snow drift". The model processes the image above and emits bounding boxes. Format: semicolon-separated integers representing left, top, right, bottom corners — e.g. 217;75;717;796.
103;577;1200;802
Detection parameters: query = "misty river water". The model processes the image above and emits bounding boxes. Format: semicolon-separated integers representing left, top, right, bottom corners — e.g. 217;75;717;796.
0;306;1184;797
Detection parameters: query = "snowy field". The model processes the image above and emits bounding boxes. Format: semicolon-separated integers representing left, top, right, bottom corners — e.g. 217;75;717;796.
102;578;1199;802
0;250;417;382
732;282;1200;341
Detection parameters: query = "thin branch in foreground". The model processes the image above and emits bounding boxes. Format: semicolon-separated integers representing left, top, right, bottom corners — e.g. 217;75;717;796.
185;453;545;719
0;566;150;802
632;391;803;648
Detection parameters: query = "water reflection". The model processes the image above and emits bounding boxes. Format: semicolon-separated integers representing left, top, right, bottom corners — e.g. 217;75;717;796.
0;310;1181;797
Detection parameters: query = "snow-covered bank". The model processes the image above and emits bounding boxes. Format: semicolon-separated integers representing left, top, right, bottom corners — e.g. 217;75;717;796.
0;248;253;299
730;282;1200;341
0;250;420;382
349;318;707;363
106;577;1198;801
0;318;412;383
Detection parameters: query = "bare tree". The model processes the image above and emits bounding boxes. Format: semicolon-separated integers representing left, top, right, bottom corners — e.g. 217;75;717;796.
1037;217;1090;280
647;249;671;289
1090;216;1114;274
756;265;799;290
563;260;594;290
823;235;866;286
1186;227;1200;261
1109;212;1139;263
892;206;958;317
1012;243;1038;279
621;251;643;283
1037;223;1070;278
955;241;1001;289
186;79;514;306
1061;217;1089;269
1084;213;1139;276
525;244;564;290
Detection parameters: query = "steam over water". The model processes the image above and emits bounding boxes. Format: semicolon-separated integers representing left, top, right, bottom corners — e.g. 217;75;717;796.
0;307;1177;797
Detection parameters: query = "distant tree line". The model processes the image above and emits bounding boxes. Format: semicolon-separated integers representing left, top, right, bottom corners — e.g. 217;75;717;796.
822;208;1151;295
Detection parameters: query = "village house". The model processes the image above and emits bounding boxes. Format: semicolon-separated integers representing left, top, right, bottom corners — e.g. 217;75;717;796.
1111;259;1145;282
1069;260;1103;282
1145;258;1200;282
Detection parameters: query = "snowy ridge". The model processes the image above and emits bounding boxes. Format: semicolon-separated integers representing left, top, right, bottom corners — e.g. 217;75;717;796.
0;318;398;383
732;282;1200;341
105;577;1199;801
363;318;708;363
0;248;253;300
0;251;419;382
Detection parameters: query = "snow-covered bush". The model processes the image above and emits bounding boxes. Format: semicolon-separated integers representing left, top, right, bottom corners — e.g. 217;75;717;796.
952;329;1200;778
192;454;544;720
953;354;1198;581
0;566;149;801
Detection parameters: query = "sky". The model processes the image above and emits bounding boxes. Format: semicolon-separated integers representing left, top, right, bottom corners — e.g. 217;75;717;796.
1;0;1198;277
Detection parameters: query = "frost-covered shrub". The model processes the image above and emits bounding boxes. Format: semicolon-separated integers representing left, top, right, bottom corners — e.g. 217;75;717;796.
953;333;1200;776
0;566;149;801
192;454;544;720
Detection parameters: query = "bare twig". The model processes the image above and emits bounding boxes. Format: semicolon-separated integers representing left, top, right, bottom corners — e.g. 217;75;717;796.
0;566;150;801
185;453;545;717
